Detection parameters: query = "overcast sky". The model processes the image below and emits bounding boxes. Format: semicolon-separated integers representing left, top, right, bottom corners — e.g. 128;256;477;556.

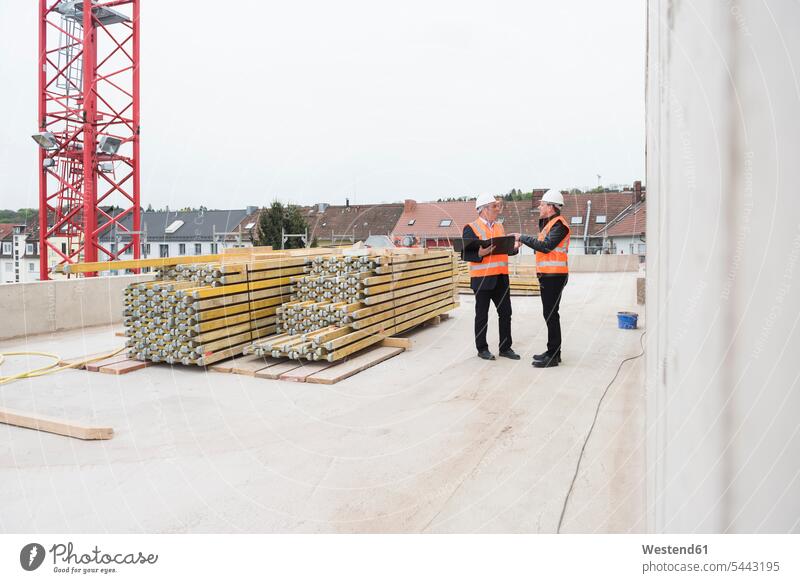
0;0;645;209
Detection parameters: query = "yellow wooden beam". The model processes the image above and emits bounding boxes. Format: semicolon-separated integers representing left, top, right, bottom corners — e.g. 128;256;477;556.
59;253;223;274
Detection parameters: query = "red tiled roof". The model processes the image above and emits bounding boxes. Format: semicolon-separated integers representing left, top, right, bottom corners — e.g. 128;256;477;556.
0;223;16;241
392;200;540;241
537;192;638;239
600;203;646;237
306;204;404;241
393;193;639;241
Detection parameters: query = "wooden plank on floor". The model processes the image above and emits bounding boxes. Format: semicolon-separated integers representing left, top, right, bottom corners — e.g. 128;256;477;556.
0;407;113;440
209;358;240;373
305;346;404;385
254;360;303;380
99;359;151;375
231;355;283;376
58;350;119;368
380;337;413;350
279;361;336;382
85;355;131;372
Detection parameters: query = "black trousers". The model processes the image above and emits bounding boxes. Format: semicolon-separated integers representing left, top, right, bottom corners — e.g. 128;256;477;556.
539;274;568;354
473;274;512;353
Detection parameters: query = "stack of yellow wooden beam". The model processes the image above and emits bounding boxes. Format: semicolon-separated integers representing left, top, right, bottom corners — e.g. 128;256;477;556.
247;249;459;362
456;259;540;296
123;255;311;366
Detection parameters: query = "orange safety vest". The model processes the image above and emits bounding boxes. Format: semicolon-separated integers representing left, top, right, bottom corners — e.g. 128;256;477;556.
536;215;570;274
467;219;509;278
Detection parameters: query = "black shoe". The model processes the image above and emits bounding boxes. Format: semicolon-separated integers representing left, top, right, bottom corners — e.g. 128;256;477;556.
477;350;496;361
498;349;521;360
533;351;561;363
533;354;560;368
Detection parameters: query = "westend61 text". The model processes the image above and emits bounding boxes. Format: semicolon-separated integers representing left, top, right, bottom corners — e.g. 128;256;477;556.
49;542;159;565
642;544;708;555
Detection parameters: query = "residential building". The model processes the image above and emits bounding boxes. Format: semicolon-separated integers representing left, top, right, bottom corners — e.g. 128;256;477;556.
0;223;41;283
595;201;646;256
97;208;252;273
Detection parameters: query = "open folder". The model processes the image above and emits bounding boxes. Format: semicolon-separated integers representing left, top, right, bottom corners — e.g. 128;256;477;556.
463;235;516;255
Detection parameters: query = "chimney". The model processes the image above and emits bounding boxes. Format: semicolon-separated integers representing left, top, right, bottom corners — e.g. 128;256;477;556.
404;199;417;213
531;189;546;209
317;202;329;213
634;180;643;203
246;205;257;215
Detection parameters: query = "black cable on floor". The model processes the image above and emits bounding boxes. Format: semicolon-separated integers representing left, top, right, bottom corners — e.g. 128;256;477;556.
556;330;646;533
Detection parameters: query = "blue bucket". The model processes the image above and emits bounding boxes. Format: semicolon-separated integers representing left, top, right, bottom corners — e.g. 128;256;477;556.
617;311;638;329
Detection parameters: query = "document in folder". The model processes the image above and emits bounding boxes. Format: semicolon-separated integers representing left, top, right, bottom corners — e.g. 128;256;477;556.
464;235;516;255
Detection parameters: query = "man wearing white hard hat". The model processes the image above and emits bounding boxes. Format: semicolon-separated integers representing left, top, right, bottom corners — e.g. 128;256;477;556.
513;189;570;368
462;193;521;361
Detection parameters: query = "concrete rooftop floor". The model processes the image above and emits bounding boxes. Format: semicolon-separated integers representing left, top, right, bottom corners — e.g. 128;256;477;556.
0;272;645;533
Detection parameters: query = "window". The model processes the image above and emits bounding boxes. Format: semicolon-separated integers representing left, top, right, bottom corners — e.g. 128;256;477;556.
179;243;186;255
26;243;34;254
407;219;416;226
142;243;150;256
195;243;202;255
28;262;35;272
570;216;583;225
2;242;10;254
595;215;607;224
159;244;169;258
164;220;184;234
245;222;255;230
210;243;218;254
439;219;452;227
110;243;117;255
61;242;67;254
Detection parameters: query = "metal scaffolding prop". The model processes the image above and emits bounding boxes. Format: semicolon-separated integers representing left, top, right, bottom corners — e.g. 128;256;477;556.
35;0;140;279
247;249;459;362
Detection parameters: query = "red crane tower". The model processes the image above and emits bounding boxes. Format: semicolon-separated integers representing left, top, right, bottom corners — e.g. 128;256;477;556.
34;0;140;279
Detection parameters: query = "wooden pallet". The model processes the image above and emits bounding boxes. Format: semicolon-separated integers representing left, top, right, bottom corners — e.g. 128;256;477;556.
64;351;154;376
208;314;445;384
211;344;405;384
210;340;406;385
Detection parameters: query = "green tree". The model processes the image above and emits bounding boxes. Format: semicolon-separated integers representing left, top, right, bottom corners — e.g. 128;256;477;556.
253;201;309;249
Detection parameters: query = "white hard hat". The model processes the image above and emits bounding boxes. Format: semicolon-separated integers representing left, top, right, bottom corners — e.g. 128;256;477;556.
475;193;497;210
541;189;564;206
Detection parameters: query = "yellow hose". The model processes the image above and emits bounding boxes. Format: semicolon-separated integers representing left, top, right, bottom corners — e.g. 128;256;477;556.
0;347;126;386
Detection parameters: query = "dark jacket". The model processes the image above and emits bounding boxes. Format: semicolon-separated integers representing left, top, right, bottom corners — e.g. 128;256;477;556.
519;213;569;277
462;221;518;292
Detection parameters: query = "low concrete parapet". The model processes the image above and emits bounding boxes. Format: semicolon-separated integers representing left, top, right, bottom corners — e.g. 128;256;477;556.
0;274;154;340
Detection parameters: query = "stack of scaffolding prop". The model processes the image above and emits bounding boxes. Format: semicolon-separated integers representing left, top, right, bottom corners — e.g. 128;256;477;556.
123;253;312;366
456;259;540;296
247;249;459;362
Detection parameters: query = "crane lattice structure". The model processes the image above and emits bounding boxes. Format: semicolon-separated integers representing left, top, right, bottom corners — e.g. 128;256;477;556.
35;0;140;278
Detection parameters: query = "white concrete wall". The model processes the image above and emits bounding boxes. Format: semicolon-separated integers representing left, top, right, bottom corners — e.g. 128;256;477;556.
0;274;153;340
514;253;640;272
646;0;800;532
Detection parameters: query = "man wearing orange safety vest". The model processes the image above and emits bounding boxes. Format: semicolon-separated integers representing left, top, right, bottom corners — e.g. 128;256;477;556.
513;189;570;368
462;193;522;361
